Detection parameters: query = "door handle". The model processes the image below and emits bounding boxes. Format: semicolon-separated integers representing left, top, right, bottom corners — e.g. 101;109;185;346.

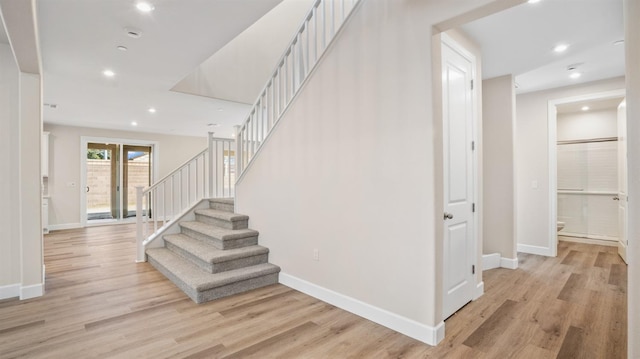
613;196;620;201
444;212;454;220
86;186;90;193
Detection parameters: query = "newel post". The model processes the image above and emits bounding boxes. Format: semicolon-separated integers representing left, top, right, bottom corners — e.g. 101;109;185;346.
135;185;145;262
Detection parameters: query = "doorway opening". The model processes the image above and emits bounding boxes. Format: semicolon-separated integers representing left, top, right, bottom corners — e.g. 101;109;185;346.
548;89;626;259
81;137;158;226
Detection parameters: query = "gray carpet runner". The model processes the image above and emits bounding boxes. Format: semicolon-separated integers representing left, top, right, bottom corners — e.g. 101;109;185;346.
146;198;280;303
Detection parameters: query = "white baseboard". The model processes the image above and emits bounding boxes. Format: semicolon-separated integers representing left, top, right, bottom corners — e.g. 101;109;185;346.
500;257;518;269
482;253;518;270
20;283;44;300
482;253;500;271
48;223;82;231
474;281;484;300
0;284;20;300
517;244;553;257
618;240;628;264
279;273;445;346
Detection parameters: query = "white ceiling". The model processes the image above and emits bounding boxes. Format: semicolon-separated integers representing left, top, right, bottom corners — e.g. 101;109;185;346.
38;0;283;138
33;0;628;138
556;96;624;114
460;0;624;94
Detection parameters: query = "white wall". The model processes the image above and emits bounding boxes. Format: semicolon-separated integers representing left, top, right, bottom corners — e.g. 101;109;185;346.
0;0;45;300
235;0;497;345
172;0;315;104
482;75;516;260
557;109;617;141
19;73;44;294
0;43;21;290
624;0;640;356
43;124;207;228
515;77;625;252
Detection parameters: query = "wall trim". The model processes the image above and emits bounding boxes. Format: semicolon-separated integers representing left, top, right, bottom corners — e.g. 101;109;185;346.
279;273;445;346
547;88;626;259
483;253;518;270
20;283;43;299
0;284;20;300
48;223;82;231
482;253;500;271
517;243;553;257
618;240;628;264
474;281;485;300
500;257;518;269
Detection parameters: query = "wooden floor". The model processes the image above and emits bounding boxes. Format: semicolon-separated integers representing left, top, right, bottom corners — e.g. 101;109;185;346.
0;226;627;358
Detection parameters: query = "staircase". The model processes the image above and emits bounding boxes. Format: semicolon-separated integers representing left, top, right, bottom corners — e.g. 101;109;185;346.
146;198;280;303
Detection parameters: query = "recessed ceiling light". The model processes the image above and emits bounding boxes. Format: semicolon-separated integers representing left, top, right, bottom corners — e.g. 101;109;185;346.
117;45;128;51
553;44;569;53
131;121;138;126
136;2;155;12
613;40;624;46
148;107;156;113
581;106;590;111
569;72;582;79
231;133;236;137
528;0;541;3
217;108;224;112
103;69;115;77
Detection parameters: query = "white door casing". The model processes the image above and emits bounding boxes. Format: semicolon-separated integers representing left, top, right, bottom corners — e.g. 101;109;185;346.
441;34;476;320
618;99;628;263
547;89;625;257
80;136;159;227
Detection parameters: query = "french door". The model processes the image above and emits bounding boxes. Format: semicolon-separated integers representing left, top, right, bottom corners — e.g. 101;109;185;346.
84;139;153;223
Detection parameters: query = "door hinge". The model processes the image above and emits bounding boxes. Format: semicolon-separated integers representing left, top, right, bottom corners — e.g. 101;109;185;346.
472;203;476;213
471;79;474;90
471;141;475;151
472;265;475;274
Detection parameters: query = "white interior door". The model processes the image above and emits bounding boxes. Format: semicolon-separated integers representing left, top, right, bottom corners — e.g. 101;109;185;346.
617;99;628;263
441;36;476;320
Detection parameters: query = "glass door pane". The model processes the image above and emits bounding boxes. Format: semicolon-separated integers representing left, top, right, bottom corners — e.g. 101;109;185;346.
123;145;152;218
86;143;121;221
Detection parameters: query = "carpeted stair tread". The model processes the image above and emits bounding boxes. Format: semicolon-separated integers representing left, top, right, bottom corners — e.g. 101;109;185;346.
164;233;269;264
195;209;248;222
179;221;258;240
209;198;234;205
146;247;280;291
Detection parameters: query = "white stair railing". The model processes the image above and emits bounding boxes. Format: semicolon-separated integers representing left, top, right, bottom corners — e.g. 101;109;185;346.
235;0;361;176
136;133;235;262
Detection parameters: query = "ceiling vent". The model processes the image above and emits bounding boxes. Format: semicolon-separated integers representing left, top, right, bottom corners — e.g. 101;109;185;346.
124;27;142;39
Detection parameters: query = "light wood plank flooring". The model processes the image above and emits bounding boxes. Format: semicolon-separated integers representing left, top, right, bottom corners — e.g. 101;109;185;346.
0;226;627;358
